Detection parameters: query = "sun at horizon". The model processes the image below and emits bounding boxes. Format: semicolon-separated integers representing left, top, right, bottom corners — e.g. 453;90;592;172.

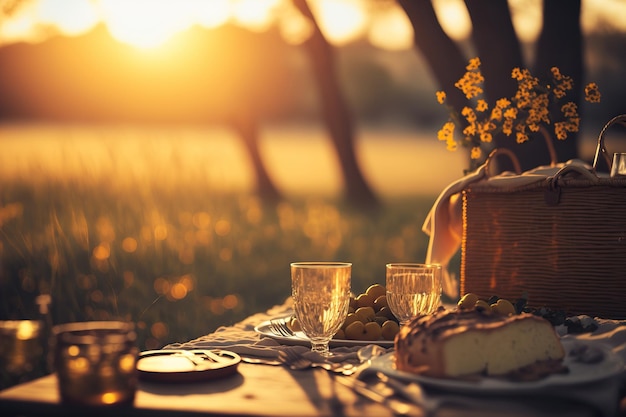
99;0;209;49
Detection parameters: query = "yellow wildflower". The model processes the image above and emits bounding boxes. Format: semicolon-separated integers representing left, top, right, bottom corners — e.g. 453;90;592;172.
462;106;477;123
503;107;518;120
463;123;477;136
502;118;514;136
467;57;481;70
551;69;573;99
435;57;600;165
490;107;503;121
470;146;482;160
437;121;455;142
551;67;562;80
478;120;495;143
554;121;568;140
436;91;446;104
561;102;578;118
496;98;511;108
455;70;484;99
476;99;488;112
585;83;601;103
516;131;529;144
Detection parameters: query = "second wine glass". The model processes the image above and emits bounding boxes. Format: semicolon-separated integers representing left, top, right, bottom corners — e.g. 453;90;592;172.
385;263;442;326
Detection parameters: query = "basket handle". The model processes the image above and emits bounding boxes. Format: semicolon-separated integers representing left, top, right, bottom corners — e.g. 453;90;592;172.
592;114;626;172
484;148;522;178
484;126;558;178
539;125;559;167
552;164;599;184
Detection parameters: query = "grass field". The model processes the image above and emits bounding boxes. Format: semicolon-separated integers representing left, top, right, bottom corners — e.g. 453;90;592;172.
0;177;437;347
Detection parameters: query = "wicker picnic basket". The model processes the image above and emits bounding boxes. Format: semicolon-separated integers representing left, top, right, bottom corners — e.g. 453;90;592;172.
460;115;626;319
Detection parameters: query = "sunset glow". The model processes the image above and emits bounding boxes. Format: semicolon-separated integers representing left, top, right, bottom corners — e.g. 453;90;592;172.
100;0;195;49
368;5;413;51
432;0;471;41
0;0;624;50
231;0;279;31
38;0;99;36
312;0;367;45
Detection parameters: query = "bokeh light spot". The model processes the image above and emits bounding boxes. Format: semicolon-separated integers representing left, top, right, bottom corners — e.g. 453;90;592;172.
151;321;168;339
214;219;231;236
193;212;211;229
209;298;225;315
179;274;194;291
93;243;110;260
222;294;238;310
169;282;188;300
153;277;171;295
122;237;138;253
154;225;168;241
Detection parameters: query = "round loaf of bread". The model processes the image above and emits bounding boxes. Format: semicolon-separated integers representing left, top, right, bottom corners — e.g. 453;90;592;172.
394;308;565;377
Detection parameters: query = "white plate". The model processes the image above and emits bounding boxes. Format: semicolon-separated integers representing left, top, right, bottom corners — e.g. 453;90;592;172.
254;318;394;348
366;339;624;394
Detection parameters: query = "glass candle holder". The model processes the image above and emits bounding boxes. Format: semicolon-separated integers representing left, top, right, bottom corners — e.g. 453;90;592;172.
53;321;138;407
0;320;43;387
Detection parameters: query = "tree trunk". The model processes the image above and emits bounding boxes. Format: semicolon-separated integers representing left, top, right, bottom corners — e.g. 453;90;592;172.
534;0;583;164
292;0;379;208
465;0;523;101
397;0;468;116
464;0;531;170
232;108;282;203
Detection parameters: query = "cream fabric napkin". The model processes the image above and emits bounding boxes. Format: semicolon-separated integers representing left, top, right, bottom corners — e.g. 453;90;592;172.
422;159;594;299
164;298;390;366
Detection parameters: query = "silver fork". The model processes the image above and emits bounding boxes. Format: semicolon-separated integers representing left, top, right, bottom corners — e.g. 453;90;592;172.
269;318;295;337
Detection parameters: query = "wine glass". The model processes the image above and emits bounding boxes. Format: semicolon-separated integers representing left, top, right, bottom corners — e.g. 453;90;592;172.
290;262;351;357
385;263;442;326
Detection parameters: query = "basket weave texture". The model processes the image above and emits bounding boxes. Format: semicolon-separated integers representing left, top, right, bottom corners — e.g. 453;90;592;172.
461;176;626;319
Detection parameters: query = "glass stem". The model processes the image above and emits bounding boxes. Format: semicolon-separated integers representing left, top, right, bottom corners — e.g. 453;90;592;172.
310;342;330;357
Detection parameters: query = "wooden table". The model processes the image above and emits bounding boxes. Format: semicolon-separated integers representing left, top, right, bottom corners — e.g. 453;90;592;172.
0;362;612;417
1;304;624;416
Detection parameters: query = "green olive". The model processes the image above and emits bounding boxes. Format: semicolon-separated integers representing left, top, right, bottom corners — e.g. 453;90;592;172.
458;293;479;309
